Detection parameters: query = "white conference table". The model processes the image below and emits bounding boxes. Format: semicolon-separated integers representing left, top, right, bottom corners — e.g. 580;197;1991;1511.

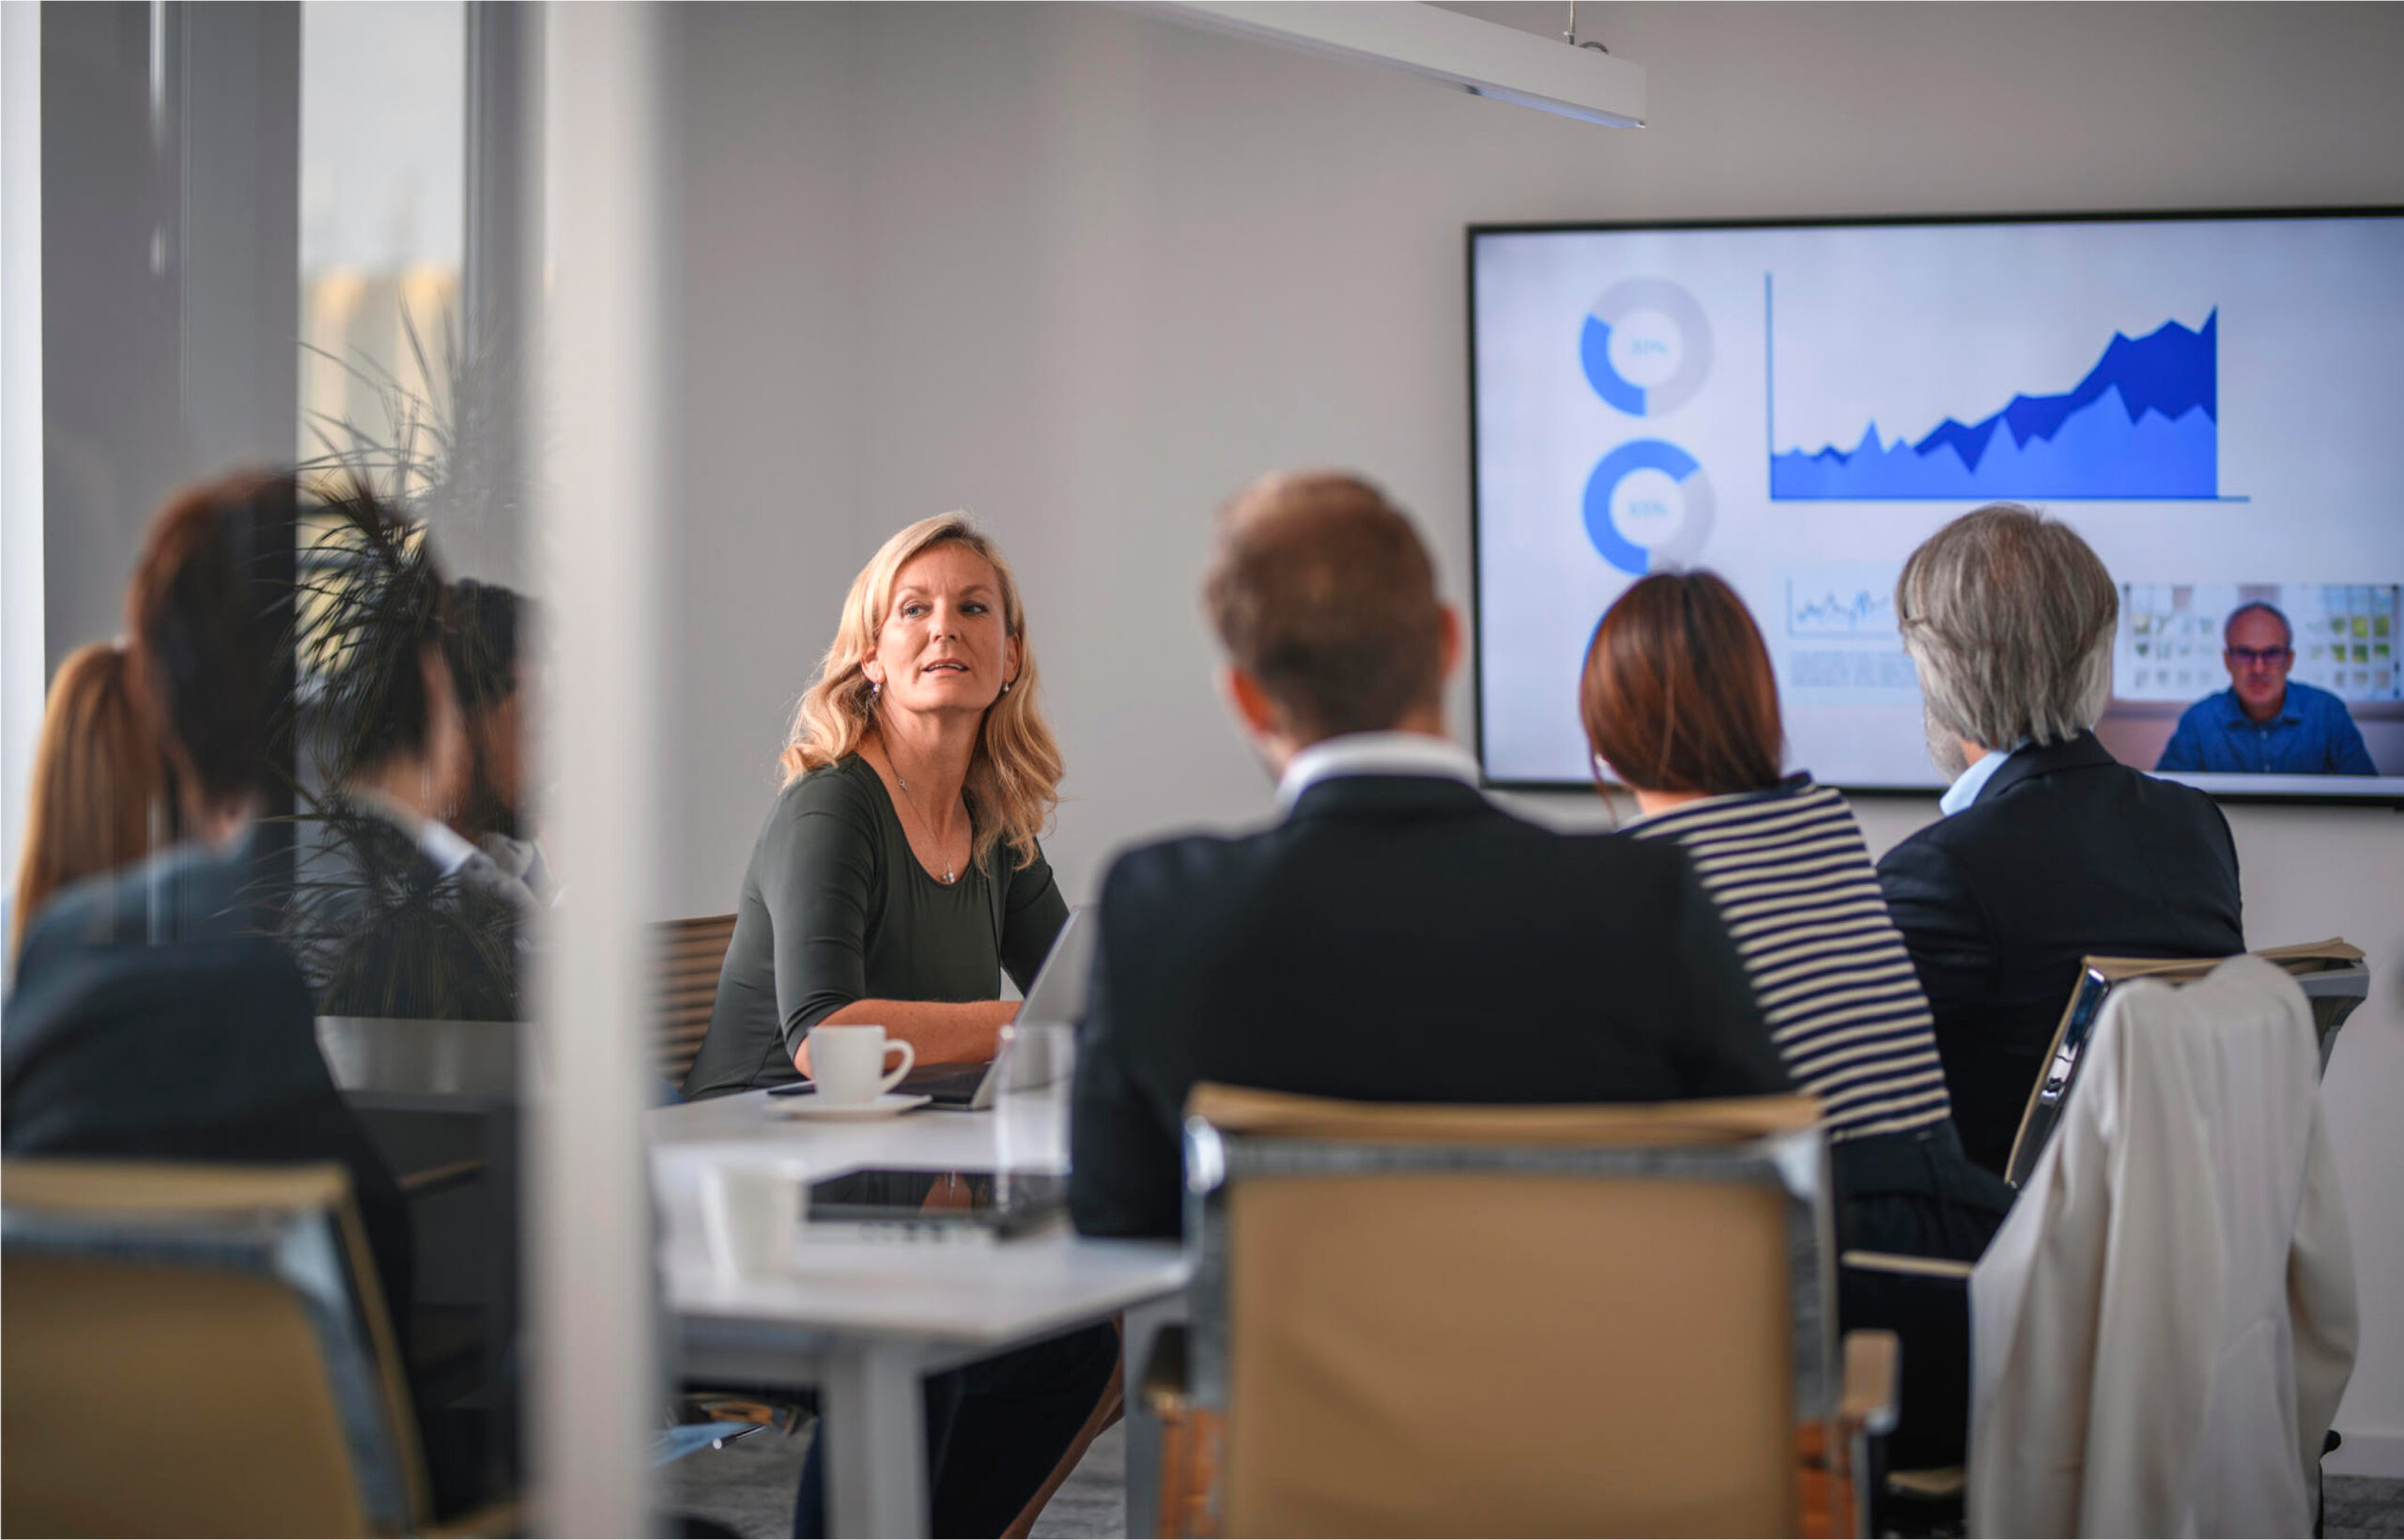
648;1081;1190;1537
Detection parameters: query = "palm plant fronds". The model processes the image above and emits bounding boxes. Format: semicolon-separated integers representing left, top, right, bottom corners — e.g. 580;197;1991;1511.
269;298;530;1021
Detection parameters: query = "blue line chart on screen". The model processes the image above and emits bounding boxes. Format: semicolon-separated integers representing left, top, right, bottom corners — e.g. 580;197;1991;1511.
1766;279;2238;502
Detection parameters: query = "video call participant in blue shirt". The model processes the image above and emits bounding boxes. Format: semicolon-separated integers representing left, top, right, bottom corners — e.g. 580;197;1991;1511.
2157;602;2379;776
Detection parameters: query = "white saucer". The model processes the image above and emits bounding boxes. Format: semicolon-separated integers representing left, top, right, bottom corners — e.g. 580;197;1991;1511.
772;1092;932;1121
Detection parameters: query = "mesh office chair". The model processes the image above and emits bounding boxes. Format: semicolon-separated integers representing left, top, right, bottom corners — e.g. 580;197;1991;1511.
1146;1086;1897;1538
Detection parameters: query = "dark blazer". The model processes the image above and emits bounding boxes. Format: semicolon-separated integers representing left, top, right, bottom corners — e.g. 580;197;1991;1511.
1876;732;2243;1176
11;832;280;986
2;936;414;1335
1070;774;1791;1239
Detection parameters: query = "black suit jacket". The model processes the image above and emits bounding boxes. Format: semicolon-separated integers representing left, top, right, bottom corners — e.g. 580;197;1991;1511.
1876;732;2243;1175
2;935;414;1335
11;833;280;985
1069;775;1791;1239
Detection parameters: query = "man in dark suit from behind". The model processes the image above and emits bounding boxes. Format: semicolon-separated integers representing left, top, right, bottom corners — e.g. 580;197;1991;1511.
1876;503;2244;1177
1070;471;1790;1239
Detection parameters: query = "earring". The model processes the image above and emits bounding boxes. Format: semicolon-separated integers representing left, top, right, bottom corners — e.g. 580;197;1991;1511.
1001;679;1013;695
870;679;881;697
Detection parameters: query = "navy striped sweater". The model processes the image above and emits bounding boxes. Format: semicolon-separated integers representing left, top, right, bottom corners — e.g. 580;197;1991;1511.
1629;778;1950;1141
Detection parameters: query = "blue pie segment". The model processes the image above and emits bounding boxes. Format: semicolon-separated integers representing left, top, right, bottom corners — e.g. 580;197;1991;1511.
1580;279;1715;418
1580;315;1649;414
1583;439;1713;576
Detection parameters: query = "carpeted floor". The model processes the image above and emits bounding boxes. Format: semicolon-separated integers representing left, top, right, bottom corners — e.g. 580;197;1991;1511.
659;1418;1127;1539
662;1427;2402;1540
2332;1475;2404;1539
659;1418;813;1538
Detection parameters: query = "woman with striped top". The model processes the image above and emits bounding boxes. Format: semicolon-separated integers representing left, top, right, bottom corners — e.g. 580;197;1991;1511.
1628;784;1954;1138
1580;572;2011;1461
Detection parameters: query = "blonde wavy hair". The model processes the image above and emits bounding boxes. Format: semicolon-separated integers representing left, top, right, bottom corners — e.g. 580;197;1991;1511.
781;515;1061;872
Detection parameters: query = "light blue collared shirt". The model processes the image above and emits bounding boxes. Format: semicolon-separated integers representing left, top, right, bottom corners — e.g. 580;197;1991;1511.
1938;740;2029;817
1275;732;1482;814
2155;681;2379;776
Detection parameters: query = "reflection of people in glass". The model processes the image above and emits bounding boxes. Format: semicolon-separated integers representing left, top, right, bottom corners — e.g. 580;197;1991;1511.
441;580;551;902
2157;602;2377;775
287;487;526;1020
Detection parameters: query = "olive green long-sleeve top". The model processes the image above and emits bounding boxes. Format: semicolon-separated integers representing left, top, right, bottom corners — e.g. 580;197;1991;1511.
680;755;1068;1100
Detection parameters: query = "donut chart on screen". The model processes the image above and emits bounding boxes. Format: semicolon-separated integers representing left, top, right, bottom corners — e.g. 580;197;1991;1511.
1582;439;1715;576
1579;278;1715;416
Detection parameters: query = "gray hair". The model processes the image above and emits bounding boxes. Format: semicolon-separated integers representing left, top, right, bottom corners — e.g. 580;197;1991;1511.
1896;503;2118;750
2223;601;2292;649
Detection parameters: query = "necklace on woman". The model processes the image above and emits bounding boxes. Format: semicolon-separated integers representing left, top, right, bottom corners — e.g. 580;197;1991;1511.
889;763;960;885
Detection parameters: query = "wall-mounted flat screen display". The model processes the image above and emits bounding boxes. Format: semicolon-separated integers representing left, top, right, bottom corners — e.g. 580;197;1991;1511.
1470;210;2404;802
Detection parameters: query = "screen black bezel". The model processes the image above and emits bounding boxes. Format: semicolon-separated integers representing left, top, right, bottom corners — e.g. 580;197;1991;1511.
1464;205;2404;808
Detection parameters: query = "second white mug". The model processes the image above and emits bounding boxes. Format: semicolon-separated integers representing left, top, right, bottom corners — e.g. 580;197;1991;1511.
810;1024;915;1105
700;1157;808;1280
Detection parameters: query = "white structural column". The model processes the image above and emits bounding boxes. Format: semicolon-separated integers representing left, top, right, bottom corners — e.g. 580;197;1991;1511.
532;3;665;1533
1;0;42;920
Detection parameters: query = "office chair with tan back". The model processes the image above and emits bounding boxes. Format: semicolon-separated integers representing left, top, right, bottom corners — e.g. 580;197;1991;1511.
2;1159;511;1538
1144;1086;1897;1538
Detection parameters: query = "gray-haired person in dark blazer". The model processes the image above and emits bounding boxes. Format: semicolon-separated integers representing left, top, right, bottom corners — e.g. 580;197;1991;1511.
1070;471;1789;1240
1877;504;2244;1178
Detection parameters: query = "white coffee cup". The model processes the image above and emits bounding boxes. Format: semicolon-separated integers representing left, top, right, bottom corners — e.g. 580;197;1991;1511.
700;1158;808;1280
810;1024;916;1105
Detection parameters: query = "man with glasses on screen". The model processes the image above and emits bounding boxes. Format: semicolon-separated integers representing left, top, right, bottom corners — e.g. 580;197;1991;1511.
2157;602;2378;776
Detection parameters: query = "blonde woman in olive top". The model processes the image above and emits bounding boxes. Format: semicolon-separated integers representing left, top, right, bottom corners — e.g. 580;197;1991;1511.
683;513;1068;1101
682;513;1105;1540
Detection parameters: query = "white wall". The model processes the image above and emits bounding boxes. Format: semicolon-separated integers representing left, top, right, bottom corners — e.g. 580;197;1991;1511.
667;2;2404;1472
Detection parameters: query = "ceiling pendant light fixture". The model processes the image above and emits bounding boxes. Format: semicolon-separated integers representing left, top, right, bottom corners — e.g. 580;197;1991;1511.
1134;1;1646;129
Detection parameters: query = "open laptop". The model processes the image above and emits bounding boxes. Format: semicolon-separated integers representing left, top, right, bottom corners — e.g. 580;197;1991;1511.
905;905;1094;1107
776;907;1095;1110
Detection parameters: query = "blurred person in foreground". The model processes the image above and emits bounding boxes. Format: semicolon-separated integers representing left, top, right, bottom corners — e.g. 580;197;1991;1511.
9;474;299;962
7;642;167;968
2156;601;2378;776
286;490;526;1020
1581;569;2012;1463
1070;470;1787;1241
441;578;554;901
1877;503;2243;1177
4;470;516;1517
0;474;418;1434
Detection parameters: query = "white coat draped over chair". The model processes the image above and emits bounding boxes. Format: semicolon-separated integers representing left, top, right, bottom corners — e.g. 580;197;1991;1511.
1968;954;2357;1537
